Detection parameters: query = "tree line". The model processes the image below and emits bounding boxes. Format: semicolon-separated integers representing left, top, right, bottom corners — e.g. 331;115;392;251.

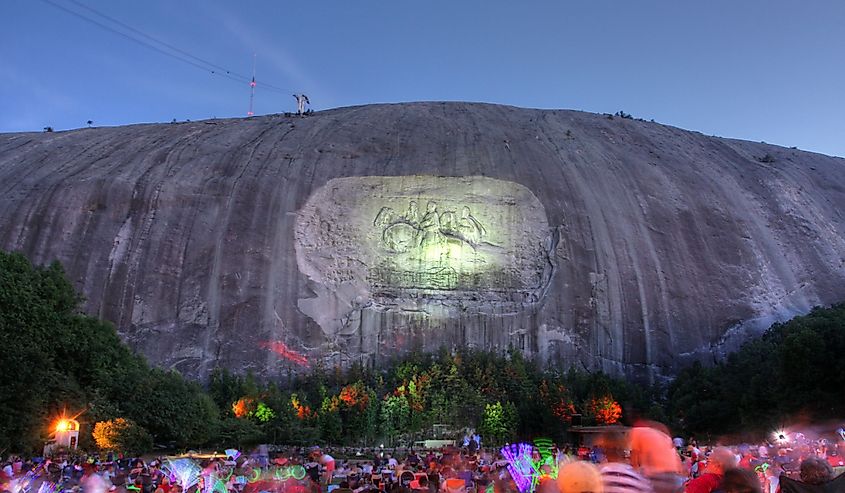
666;303;845;441
1;250;842;454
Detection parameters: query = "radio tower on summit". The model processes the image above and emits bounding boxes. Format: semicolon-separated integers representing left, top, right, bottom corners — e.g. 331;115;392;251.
247;54;256;117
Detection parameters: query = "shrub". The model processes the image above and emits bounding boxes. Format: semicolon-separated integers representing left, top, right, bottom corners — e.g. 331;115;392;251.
92;418;153;454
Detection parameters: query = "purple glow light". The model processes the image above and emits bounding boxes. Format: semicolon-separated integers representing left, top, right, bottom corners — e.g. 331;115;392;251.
500;443;537;493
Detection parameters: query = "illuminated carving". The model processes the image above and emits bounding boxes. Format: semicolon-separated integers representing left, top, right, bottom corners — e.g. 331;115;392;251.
370;199;498;291
376;202;488;253
295;175;554;319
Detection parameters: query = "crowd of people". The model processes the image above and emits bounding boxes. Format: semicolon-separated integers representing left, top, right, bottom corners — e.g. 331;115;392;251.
1;425;843;493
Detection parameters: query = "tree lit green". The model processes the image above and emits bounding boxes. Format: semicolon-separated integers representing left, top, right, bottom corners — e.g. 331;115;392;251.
254;402;276;423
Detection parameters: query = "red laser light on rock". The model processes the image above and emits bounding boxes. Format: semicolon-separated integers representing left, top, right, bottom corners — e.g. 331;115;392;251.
260;341;309;367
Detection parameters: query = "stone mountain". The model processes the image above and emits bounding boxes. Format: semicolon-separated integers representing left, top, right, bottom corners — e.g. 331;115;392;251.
1;102;843;381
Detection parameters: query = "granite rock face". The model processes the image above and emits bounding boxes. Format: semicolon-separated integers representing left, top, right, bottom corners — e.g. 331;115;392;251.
1;102;844;381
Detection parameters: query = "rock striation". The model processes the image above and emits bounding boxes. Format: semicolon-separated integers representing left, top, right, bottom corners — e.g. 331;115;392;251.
1;102;844;381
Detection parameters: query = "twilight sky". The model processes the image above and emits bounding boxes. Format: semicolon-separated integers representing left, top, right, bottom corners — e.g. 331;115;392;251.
2;0;844;157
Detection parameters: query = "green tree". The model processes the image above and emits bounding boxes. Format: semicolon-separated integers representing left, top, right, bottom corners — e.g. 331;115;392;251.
216;416;263;449
380;394;410;445
478;401;517;445
120;369;219;447
319;396;343;444
0;251;222;452
668;304;845;438
0;253;81;450
254;402;276;422
208;368;245;416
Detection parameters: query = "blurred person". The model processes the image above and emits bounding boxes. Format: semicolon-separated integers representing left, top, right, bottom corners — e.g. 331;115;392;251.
798;457;833;485
629;424;684;493
720;469;762;493
310;447;336;486
779;455;845;492
82;470;111;493
305;455;321;486
148;463;164;486
762;463;782;493
557;461;604;493
683;447;736;493
596;430;654;493
103;464;116;483
824;447;843;468
425;452;436;468
536;476;558;493
153;476;171;493
442;476;466;493
737;446;756;470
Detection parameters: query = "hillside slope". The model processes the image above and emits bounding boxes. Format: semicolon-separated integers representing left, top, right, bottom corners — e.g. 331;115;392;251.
1;102;843;380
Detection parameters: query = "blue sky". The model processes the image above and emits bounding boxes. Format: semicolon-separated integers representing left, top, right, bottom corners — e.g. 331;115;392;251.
2;0;844;157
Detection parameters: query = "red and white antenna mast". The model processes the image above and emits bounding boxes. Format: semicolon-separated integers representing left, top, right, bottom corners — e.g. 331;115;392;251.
247;53;256;117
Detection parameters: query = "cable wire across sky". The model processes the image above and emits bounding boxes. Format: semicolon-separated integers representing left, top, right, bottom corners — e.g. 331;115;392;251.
38;0;291;97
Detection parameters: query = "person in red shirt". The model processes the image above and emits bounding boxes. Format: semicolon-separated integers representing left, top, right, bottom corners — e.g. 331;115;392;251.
684;447;737;493
825;448;844;468
738;446;756;470
154;475;172;493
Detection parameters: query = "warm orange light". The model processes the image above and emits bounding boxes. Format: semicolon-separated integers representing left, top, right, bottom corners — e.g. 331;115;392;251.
56;419;69;432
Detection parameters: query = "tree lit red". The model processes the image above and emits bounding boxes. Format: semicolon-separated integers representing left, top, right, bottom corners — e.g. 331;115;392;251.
232;397;255;418
291;395;316;420
339;383;369;410
587;395;622;425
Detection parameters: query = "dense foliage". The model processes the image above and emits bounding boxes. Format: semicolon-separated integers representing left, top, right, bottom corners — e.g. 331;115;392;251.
208;347;660;448
2;250;842;453
668;304;845;440
92;418;152;454
0;251;216;453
